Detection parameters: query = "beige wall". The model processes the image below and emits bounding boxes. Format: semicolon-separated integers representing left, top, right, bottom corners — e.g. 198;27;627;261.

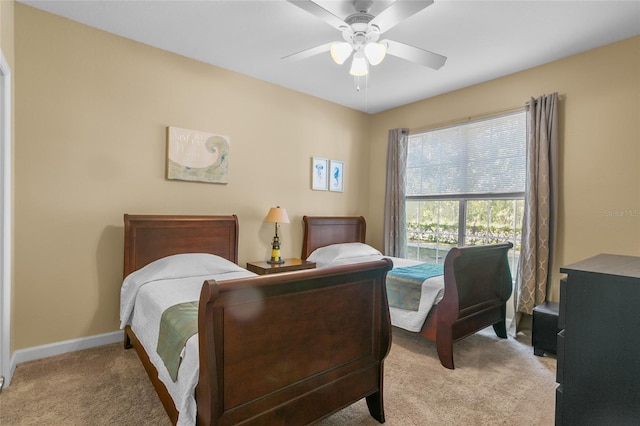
12;3;640;351
1;0;15;59
370;36;640;301
13;4;371;350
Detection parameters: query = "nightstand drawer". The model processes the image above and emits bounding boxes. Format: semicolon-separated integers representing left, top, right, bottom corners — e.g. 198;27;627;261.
246;258;316;275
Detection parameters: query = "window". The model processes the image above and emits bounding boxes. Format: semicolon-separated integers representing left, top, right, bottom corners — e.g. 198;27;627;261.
405;111;526;274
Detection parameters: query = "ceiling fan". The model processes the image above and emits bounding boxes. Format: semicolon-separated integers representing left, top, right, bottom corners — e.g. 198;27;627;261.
283;0;447;77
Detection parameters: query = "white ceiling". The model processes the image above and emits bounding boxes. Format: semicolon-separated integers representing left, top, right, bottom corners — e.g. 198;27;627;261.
18;0;640;114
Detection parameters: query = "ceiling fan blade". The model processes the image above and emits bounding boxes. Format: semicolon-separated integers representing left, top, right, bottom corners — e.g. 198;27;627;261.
286;0;348;31
282;42;334;61
370;0;434;34
384;39;447;70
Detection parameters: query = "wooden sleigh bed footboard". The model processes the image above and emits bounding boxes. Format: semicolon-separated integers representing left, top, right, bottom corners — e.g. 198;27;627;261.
122;214;393;425
417;242;513;369
301;215;514;370
196;261;393;425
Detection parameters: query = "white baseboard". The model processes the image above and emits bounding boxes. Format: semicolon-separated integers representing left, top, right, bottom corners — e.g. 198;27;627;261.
4;316;518;388
9;330;123;382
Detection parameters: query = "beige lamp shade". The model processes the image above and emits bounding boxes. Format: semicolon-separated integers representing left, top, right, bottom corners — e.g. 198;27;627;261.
265;206;290;224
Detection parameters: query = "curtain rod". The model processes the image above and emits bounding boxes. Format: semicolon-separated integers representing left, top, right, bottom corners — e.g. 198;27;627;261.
410;105;523;134
409;93;566;135
526;93;566;108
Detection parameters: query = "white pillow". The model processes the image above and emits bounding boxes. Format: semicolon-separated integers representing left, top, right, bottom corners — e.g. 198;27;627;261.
307;243;382;266
120;253;246;328
124;253;244;285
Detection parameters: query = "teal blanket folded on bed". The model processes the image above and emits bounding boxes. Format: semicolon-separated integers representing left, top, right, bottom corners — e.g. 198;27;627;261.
156;301;198;381
386;263;444;311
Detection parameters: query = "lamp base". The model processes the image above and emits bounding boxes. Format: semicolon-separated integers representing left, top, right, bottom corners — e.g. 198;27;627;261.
267;259;285;265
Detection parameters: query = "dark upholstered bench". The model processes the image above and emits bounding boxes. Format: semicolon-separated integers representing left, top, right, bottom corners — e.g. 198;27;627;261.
532;301;560;356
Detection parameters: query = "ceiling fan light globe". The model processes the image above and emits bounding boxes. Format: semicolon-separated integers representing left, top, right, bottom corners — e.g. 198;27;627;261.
349;54;369;76
330;42;353;65
364;42;387;66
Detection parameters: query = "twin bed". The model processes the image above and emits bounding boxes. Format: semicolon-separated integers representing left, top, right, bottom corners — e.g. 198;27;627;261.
121;214;514;425
301;216;514;371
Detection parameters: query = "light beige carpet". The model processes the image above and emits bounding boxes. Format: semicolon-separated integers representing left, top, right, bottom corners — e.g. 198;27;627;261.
0;327;556;425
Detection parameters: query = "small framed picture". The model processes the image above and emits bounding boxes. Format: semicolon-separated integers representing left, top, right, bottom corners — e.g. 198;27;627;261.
311;157;328;191
329;160;344;192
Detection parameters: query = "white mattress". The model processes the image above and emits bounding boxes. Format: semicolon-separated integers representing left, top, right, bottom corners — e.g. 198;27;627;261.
120;254;256;426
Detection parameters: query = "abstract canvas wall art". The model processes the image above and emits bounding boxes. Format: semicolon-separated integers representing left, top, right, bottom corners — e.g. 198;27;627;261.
167;126;230;184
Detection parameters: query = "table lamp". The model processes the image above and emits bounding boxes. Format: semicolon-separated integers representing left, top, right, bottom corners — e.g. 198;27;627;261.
265;206;290;264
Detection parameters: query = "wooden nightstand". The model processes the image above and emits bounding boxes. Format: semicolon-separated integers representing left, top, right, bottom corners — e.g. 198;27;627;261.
246;258;316;275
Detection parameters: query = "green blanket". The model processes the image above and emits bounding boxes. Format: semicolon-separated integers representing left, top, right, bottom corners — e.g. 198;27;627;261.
386;263;444;311
156;301;198;381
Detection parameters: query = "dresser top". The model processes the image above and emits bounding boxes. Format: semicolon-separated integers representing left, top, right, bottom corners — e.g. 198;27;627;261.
560;254;640;279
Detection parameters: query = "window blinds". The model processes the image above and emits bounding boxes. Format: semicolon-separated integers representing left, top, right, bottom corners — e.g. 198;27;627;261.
406;111;526;197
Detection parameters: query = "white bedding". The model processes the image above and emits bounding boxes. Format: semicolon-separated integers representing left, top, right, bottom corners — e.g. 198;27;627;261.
120;253;256;426
307;243;444;332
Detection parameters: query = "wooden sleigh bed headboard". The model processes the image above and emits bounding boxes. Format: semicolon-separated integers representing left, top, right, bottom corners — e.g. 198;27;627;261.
301;215;514;369
123;214;239;276
122;214;393;425
301;215;367;259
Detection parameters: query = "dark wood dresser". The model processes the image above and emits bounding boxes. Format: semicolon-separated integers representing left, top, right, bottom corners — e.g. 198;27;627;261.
556;254;640;425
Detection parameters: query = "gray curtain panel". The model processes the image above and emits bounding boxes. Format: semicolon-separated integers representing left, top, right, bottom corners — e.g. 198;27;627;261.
383;128;409;257
514;93;559;330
